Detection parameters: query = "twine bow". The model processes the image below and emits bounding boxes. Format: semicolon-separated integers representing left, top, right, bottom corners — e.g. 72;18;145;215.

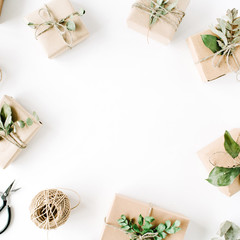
199;41;240;81
105;205;155;240
30;4;81;47
133;0;185;31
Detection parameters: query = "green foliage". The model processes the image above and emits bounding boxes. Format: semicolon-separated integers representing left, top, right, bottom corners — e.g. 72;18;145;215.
118;214;181;240
206;167;240;186
0;103;39;137
202;9;240;53
149;0;178;26
212;221;240;240
207;130;240;187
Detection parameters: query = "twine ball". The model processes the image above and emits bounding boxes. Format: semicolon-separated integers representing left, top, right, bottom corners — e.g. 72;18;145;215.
30;189;71;230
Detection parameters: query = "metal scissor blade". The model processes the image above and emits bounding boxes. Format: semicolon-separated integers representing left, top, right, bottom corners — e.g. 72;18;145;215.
1;181;15;200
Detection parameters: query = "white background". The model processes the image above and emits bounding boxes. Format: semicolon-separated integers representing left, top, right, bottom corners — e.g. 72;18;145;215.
0;0;240;239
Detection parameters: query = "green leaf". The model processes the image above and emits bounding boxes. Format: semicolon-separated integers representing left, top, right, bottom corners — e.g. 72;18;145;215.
142;222;153;230
145;216;155;223
173;220;181;227
201;35;222;53
121;226;130;230
133;224;141;233
66;21;76;31
1;103;12;124
165;220;171;229
0;119;3;130
17;120;25;128
121;215;127;220
166;227;175;234
224;131;240;158
33;111;39;121
4;115;12;128
78;8;85;16
166;0;178;11
138;214;144;226
206;167;240;186
161;232;167;238
26;118;33;126
157;223;166;233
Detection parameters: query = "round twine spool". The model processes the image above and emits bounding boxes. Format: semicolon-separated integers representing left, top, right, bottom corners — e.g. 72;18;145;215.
30;189;79;230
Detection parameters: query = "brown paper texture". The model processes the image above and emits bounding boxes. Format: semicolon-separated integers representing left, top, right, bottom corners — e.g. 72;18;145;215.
187;30;240;82
0;0;3;16
25;0;89;58
198;129;240;197
102;194;189;240
127;0;190;44
0;95;42;169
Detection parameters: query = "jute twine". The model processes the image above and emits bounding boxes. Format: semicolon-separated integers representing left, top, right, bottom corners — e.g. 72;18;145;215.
30;189;80;230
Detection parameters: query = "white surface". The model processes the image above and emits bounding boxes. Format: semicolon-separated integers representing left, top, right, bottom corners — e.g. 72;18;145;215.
0;0;239;239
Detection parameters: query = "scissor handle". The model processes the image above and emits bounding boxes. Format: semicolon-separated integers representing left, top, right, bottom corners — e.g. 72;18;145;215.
0;199;7;212
0;205;11;234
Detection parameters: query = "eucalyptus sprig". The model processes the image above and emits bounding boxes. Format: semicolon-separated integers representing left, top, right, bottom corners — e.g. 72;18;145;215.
212;221;240;240
28;8;86;32
207;131;240;187
201;9;240;53
118;214;181;240
0;103;39;148
149;0;178;26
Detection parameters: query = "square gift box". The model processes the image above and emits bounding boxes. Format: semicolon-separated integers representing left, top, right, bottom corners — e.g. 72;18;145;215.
0;95;42;169
198;128;240;196
25;0;89;58
127;0;190;44
187;30;240;82
102;194;189;240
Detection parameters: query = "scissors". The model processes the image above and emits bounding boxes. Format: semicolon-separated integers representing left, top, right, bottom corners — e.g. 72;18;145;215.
0;181;20;234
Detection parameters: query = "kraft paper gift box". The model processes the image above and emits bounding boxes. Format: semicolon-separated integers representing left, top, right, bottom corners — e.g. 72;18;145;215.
127;0;190;44
187;30;240;82
0;95;42;169
25;0;89;58
102;194;189;240
198;129;240;197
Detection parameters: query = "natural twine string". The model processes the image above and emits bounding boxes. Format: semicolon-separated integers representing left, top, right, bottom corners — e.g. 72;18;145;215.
104;204;158;240
198;41;240;81
31;4;79;47
209;133;240;168
30;189;80;230
132;0;185;31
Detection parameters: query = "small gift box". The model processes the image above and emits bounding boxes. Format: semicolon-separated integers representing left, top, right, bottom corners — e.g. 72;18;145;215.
25;0;89;58
0;95;42;169
102;194;189;240
0;0;4;16
187;9;240;82
127;0;190;44
198;129;240;197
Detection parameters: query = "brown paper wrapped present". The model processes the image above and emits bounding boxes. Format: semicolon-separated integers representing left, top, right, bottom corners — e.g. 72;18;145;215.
102;194;189;240
198;129;240;197
25;0;89;58
0;0;4;16
187;31;240;82
127;0;190;44
0;95;42;169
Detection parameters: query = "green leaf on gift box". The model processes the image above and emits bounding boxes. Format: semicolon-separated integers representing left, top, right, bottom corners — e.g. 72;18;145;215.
33;111;40;121
17;120;25;128
157;223;166;233
26;118;33;126
201;35;222;53
142;221;153;230
4;115;12;128
224;131;240;158
78;8;86;16
1;103;12;124
145;216;155;223
173;220;181;227
66;21;76;31
138;214;144;226
165;220;171;229
166;0;178;11
206;166;240;186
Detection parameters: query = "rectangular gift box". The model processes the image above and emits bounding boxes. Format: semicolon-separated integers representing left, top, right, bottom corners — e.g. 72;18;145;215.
187;30;240;82
198;129;240;197
102;194;189;240
25;0;89;58
127;0;190;44
0;95;42;169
